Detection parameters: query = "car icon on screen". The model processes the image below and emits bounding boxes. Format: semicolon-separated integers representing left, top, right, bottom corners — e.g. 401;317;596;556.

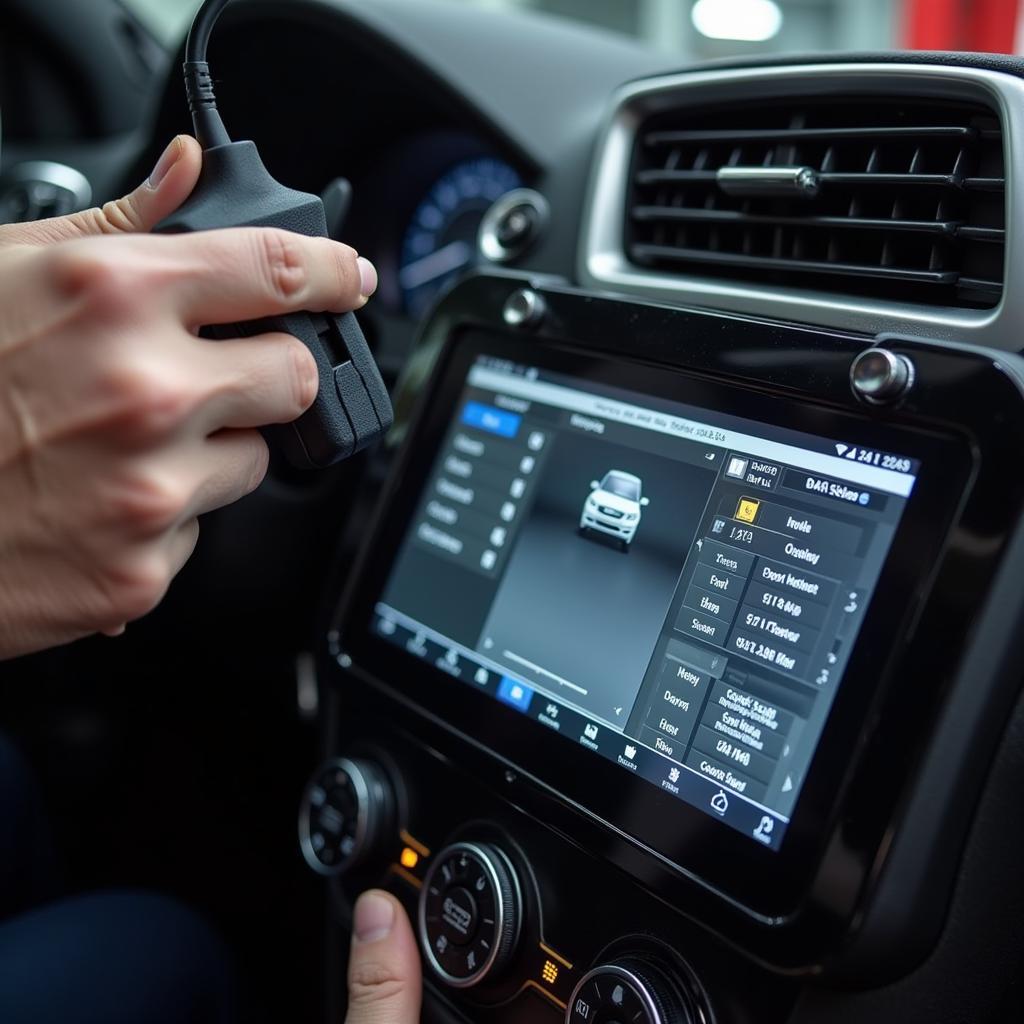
579;470;649;549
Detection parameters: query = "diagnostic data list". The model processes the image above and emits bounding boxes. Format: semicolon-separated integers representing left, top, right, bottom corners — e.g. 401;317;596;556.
624;446;904;830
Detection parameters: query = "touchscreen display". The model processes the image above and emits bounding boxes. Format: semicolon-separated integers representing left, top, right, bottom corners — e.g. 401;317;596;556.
372;355;918;849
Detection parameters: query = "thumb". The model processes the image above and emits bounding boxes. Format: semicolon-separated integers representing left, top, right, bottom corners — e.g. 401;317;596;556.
8;135;203;245
346;890;422;1024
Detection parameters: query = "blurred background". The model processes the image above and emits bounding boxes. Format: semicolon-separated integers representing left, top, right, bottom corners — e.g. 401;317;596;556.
126;0;1024;58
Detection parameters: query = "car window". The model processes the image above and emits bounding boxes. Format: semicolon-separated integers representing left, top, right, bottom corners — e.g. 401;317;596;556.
602;473;640;500
122;0;1023;58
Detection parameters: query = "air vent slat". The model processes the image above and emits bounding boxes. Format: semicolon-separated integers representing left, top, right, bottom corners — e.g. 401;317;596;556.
644;125;975;146
632;244;959;284
957;225;1005;241
964;177;1005;192
627;95;1005;309
957;276;1003;294
638;170;964;187
632;205;960;236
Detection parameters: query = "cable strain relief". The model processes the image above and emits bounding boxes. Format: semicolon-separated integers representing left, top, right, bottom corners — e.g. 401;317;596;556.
183;60;231;149
184;61;217;111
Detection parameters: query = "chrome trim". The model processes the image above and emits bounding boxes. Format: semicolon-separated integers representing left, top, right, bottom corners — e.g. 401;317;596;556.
418;841;520;989
2;160;92;212
579;63;1018;348
297;757;370;877
479;187;550;263
565;963;664;1024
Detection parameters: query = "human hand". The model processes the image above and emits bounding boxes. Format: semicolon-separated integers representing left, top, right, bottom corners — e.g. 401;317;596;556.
0;136;378;659
345;890;422;1024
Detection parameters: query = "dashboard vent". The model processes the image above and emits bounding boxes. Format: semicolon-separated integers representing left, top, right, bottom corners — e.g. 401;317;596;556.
626;97;1005;308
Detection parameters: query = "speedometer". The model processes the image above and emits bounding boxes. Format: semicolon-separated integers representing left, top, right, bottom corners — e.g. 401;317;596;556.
399;157;521;317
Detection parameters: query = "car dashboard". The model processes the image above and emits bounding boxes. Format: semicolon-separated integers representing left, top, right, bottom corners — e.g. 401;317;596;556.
4;1;1024;1023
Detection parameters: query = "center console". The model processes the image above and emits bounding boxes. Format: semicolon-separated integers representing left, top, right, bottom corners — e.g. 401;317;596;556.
310;273;1024;1023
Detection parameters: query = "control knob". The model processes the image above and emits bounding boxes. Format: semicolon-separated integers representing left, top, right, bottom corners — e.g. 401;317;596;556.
418;841;522;988
566;958;703;1024
850;347;914;404
298;757;394;875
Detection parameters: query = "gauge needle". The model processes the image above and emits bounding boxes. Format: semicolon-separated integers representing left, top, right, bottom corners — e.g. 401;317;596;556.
399;240;473;291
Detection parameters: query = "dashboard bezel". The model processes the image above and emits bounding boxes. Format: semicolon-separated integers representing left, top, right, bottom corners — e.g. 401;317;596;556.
326;274;1024;941
335;328;965;916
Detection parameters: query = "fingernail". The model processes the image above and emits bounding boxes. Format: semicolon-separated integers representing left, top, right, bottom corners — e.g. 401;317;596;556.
148;136;183;189
357;256;378;299
353;891;394;944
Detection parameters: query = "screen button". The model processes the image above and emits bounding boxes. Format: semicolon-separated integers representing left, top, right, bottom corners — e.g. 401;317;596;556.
704;678;804;742
636;724;678;761
735;496;761;523
781;468;887;510
691;561;748;599
691;725;778;785
685;750;767;802
649;715;686;743
701;699;788;760
724;456;748;480
682;582;740;623
734;604;821;655
744;583;829;629
725;626;810;676
676;607;733;646
751;555;837;606
753;501;863;553
753;814;777;846
698;537;756;578
496;676;534;712
460;401;521;438
725;456;782;492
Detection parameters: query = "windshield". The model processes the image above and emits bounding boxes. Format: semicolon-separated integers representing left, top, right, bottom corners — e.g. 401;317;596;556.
124;1;1022;57
601;473;641;500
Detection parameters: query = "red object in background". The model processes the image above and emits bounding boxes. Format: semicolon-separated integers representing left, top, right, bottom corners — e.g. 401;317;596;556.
901;0;1021;53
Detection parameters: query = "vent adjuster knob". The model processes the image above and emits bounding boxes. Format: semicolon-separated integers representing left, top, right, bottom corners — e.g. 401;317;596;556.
850;348;914;405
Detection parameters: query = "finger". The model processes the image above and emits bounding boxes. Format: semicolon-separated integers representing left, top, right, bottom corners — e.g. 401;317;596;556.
168;518;201;577
346;891;422;1024
90;135;204;234
179;429;270;520
8;137;203;246
99;518;199;638
195;333;319;432
156;227;377;326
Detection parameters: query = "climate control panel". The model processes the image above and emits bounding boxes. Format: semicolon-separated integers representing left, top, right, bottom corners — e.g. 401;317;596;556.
296;725;788;1023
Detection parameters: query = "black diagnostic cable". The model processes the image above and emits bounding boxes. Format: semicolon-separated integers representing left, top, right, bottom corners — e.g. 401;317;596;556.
182;0;232;148
156;0;393;469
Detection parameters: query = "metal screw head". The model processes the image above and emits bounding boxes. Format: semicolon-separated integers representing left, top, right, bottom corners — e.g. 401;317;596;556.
502;288;545;328
850;348;914;404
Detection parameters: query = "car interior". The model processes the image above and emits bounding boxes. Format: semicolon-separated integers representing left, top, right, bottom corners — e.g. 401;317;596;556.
2;0;1023;1021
